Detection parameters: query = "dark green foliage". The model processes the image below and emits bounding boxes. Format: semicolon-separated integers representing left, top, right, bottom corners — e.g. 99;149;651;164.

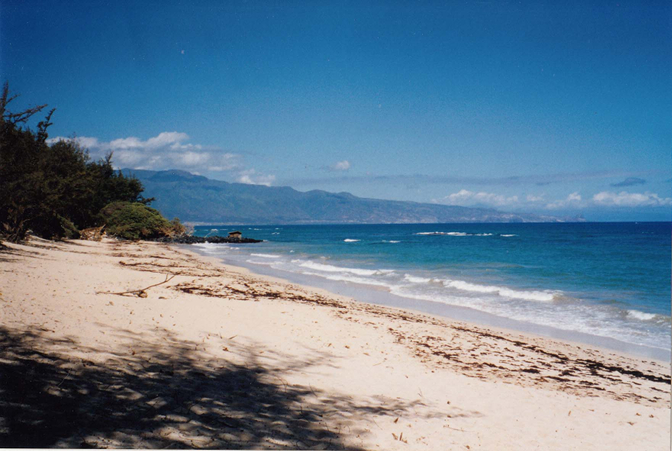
98;202;181;240
0;84;157;242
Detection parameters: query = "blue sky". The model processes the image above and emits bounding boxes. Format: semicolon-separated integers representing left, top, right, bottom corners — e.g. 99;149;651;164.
3;0;670;221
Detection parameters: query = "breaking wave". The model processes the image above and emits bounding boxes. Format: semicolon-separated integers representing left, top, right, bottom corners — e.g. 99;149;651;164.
415;231;494;237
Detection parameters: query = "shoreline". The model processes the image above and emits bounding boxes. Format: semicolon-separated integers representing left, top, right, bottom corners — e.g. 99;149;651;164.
188;243;671;362
1;237;669;449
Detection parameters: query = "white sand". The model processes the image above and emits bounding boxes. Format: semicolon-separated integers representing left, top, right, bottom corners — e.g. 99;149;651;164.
0;237;669;449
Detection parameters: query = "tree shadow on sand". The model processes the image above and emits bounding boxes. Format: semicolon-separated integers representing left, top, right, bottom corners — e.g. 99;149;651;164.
0;326;428;449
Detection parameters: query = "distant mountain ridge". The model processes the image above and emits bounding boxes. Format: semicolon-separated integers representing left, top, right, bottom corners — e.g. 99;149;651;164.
123;169;568;225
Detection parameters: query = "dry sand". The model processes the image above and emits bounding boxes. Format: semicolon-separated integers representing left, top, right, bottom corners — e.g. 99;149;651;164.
0;237;669;449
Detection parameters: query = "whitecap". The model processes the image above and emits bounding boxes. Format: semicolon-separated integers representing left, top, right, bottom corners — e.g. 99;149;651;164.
250;253;281;259
403;274;433;284
443;279;556;302
298;261;393;277
300;271;394;288
192;242;229;253
627;310;658;321
415;231;492;237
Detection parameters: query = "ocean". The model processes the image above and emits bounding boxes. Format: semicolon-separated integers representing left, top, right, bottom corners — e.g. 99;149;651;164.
191;222;671;360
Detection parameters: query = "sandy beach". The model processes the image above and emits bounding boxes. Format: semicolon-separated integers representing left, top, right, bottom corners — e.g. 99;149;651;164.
0;237;669;449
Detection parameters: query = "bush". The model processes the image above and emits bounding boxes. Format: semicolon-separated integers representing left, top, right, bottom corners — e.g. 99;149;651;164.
99;202;178;241
0;83;152;242
170;217;186;236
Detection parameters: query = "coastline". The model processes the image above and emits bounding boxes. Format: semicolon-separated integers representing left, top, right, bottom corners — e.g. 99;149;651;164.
188;222;672;360
1;237;669;449
198;244;670;363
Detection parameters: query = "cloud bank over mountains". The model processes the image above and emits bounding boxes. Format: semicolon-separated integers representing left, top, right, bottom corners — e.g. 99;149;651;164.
436;189;672;211
285;170;655;188
592;191;672;207
442;190;520;207
46;132;276;186
44;133;670;218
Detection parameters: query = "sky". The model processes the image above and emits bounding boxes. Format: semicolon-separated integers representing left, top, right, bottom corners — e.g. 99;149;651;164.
2;0;671;221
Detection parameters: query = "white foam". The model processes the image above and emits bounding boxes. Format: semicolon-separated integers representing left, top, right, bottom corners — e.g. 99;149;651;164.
446;280;500;293
245;259;276;266
416;231;467;236
389;286;483;310
627;310;657;321
193;242;229;253
403;274;433;284
344;239;360;242
298;261;393;277
443;279;556;302
301;271;394;288
250;253;281;259
415;231;492;237
501;234;517;237
498;288;555;302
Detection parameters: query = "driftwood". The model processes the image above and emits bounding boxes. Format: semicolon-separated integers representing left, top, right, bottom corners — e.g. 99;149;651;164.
97;274;176;298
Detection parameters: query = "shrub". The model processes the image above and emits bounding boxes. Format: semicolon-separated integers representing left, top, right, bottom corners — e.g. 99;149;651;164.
99;202;175;240
170;217;187;236
0;83;152;242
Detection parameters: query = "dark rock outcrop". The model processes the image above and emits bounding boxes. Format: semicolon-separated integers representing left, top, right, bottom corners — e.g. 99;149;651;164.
152;235;262;244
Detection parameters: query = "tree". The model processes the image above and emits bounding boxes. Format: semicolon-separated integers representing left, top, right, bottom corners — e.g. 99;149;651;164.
0;84;50;241
0;84;159;242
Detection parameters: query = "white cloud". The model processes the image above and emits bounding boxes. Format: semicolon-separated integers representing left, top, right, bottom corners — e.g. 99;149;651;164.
431;187;671;212
114;149;146;166
46;132;274;185
147;132;190;149
47;132;225;170
73;136;101;149
592;191;672;207
526;194;545;202
236;169;276;186
441;189;519;207
545;192;583;210
330;160;351;171
544;191;671;210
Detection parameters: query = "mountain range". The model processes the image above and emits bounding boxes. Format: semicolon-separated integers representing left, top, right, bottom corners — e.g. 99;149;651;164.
123;169;570;225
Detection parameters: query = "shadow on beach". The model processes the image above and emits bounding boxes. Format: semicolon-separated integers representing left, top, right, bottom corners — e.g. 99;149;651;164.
0;325;417;449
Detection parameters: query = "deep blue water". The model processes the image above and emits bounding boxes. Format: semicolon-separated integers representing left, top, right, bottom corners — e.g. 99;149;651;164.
193;222;671;353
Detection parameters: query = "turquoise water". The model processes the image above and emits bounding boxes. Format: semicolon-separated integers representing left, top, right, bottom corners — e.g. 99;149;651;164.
193;222;671;354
